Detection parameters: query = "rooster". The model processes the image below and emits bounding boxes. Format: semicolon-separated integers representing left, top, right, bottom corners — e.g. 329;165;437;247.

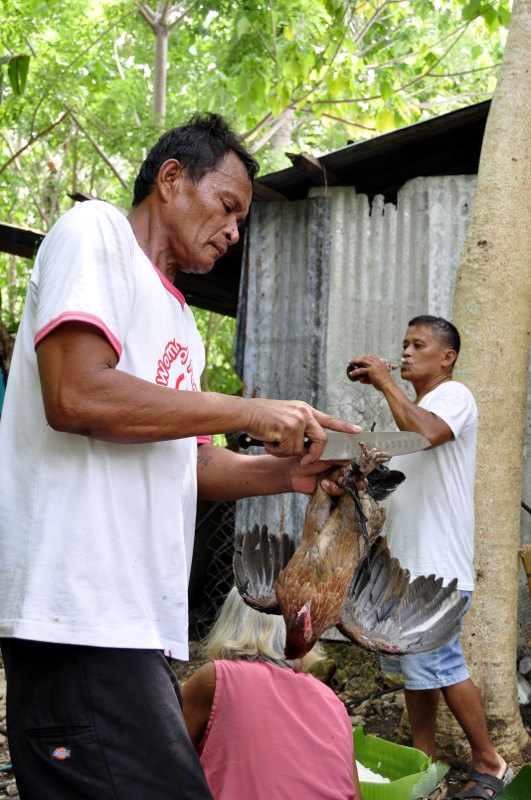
233;444;466;660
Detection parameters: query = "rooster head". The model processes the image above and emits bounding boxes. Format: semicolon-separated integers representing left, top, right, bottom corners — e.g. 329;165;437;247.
284;600;316;659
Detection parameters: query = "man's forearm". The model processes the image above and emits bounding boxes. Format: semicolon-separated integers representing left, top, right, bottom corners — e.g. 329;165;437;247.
36;323;359;454
197;445;294;501
380;380;424;432
379;380;452;446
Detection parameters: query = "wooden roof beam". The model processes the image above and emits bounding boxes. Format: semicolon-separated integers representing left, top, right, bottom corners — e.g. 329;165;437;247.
285;151;342;187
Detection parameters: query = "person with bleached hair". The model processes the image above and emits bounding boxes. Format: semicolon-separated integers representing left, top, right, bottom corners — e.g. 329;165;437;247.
181;586;363;800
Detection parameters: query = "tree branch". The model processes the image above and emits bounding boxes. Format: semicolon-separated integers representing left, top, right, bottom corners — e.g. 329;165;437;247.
424;64;501;79
247;109;295;153
241;112;275;143
318;111;375;133
269;0;278;77
68;110;131;193
0;110;72;178
167;2;197;33
0;130;49;221
138;4;156;29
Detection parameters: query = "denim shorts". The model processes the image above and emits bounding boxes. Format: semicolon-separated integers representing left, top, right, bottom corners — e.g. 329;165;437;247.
380;590;472;690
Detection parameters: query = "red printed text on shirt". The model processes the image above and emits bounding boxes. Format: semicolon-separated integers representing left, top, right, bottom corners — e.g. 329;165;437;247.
155;339;197;391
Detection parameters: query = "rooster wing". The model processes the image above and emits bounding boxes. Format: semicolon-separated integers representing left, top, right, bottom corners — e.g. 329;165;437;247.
233;523;294;613
337;536;467;654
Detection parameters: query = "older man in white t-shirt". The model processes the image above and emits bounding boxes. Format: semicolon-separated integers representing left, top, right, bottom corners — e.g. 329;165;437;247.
0;114;360;800
348;315;512;800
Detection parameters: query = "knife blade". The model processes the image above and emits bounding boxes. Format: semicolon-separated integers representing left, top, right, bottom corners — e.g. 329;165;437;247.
320;430;430;460
236;430;430;459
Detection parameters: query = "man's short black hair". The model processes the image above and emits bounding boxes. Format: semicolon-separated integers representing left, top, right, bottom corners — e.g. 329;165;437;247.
408;315;461;355
132;112;259;206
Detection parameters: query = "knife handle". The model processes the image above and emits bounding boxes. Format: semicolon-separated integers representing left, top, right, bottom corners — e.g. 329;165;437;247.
237;433;311;449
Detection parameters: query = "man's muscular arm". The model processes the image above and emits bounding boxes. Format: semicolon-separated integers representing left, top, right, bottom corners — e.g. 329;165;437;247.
346;356;453;447
38;321;360;458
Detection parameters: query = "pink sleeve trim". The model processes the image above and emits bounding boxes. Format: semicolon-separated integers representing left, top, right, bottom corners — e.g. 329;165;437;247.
151;262;186;308
34;312;122;360
197;435;213;445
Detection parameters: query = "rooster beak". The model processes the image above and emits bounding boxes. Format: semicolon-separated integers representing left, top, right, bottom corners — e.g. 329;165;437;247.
296;601;313;641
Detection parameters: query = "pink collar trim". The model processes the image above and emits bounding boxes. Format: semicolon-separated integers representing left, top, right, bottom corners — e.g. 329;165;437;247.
151;262;186;309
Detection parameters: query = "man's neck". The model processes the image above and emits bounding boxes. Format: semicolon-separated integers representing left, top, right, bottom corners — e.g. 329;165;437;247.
414;372;453;403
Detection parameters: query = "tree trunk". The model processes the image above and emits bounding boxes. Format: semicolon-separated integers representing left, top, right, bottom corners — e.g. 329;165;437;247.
153;26;169;125
449;0;531;764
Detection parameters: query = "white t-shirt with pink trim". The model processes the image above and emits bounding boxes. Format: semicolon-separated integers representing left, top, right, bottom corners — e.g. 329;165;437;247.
0;200;209;658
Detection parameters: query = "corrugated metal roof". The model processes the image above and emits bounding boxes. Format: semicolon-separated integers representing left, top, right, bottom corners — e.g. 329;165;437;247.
255;100;489;204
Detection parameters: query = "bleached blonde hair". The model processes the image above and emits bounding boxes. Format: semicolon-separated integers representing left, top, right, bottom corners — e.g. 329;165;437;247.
203;586;323;672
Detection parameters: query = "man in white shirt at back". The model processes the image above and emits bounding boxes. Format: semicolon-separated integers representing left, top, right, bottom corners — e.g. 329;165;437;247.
348;315;512;800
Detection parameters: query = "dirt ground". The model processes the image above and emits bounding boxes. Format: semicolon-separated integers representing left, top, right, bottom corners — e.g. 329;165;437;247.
1;640;530;798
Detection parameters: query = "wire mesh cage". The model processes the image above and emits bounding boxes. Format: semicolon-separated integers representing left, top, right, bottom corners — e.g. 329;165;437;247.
188;500;237;640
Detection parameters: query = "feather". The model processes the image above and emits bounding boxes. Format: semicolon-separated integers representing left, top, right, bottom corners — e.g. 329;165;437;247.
233;524;294;613
365;464;406;501
337;537;467;654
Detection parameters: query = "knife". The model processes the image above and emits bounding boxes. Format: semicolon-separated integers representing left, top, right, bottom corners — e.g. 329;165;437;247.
236;430;430;459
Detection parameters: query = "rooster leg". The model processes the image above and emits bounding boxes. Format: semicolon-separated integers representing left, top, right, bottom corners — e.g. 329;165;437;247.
343;443;393;548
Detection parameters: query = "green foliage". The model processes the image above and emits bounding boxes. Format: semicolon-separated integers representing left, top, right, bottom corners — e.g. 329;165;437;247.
192;308;242;396
191;307;242;446
0;253;32;334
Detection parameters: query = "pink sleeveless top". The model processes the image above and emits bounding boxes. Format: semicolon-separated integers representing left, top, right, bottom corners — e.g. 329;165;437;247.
197;659;355;799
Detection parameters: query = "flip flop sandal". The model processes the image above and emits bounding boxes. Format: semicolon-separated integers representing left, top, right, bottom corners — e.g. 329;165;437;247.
454;766;514;800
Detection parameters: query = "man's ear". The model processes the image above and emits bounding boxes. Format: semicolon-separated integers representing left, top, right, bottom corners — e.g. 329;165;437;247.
157;159;183;201
443;348;458;368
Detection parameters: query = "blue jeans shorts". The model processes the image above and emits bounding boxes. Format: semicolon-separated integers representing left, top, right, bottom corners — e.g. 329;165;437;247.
380;590;472;690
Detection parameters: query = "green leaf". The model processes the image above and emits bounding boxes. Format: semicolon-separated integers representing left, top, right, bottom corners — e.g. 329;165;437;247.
423;50;439;67
353;726;448;800
496;764;531;799
281;59;300;80
419;2;435;22
374;109;395;133
7;55;30;95
499;6;511;27
379;79;392;101
327;75;349;97
481;6;499;34
236;15;251;38
283;23;294;42
460;0;482;23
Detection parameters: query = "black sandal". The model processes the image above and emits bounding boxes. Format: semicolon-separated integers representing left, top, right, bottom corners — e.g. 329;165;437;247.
454;766;514;800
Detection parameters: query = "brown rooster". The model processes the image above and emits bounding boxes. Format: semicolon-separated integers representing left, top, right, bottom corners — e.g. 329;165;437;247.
233;444;466;660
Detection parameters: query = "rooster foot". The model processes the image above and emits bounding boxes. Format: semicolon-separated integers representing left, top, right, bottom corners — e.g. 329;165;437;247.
356;442;391;478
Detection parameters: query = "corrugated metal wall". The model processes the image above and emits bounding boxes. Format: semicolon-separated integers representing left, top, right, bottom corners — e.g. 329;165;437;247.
236;196;332;537
236;174;531;646
238;175;476;537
